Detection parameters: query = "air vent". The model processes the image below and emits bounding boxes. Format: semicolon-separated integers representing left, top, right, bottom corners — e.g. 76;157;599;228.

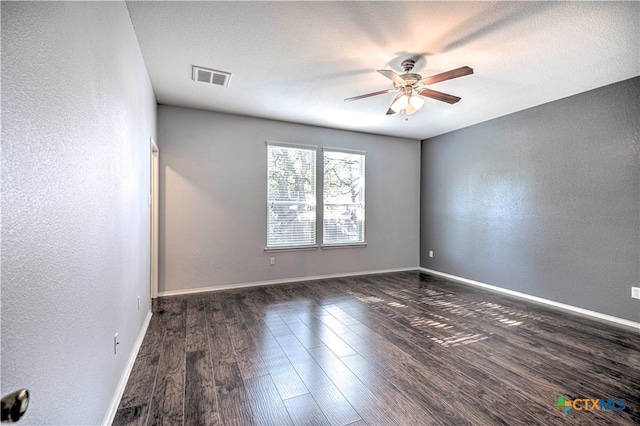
192;66;231;87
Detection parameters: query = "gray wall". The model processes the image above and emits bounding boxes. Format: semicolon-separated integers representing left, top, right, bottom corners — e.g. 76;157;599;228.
1;2;157;423
421;77;640;323
158;106;420;293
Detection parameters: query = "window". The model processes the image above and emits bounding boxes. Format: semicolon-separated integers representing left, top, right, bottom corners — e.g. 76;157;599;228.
267;143;317;248
323;149;365;245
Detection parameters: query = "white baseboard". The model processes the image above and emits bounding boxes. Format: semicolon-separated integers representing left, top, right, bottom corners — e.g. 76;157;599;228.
158;267;418;297
103;310;153;425
419;267;640;332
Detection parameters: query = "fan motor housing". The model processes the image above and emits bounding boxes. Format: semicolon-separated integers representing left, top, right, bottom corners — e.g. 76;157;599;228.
396;73;422;87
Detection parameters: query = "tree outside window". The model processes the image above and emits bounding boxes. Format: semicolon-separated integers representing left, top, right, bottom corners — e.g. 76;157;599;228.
267;144;316;247
323;150;365;245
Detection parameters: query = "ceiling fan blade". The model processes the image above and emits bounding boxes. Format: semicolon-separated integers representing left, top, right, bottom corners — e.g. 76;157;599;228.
421;66;473;86
344;89;392;102
377;69;406;85
385;108;397;115
418;88;461;104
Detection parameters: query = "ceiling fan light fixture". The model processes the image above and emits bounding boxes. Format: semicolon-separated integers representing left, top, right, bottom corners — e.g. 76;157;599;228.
409;95;424;111
405;103;416;115
393;94;423;115
390;94;409;113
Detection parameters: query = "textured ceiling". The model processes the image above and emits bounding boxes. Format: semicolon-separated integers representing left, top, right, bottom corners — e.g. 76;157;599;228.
126;1;639;140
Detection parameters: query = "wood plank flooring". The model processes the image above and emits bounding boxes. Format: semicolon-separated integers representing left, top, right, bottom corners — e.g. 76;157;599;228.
113;271;640;425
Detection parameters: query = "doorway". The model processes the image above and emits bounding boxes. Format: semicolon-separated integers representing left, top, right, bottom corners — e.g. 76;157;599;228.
150;138;159;299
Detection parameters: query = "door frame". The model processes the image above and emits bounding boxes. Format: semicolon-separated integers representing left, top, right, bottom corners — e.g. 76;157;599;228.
150;138;159;299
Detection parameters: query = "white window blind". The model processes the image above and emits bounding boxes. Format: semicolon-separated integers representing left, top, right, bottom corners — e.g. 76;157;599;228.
323;149;365;245
267;143;317;248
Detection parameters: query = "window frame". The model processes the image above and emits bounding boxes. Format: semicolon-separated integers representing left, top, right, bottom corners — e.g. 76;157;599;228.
320;147;367;248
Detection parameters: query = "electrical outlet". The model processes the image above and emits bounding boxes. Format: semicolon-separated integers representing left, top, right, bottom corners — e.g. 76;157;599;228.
429;250;434;258
632;287;640;300
114;333;119;355
137;296;140;311
270;257;276;266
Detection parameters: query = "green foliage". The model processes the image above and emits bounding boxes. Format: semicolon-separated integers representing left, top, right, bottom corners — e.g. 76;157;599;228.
268;146;315;202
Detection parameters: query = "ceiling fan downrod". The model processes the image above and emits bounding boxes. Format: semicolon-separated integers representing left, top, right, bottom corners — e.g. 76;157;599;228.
401;60;416;73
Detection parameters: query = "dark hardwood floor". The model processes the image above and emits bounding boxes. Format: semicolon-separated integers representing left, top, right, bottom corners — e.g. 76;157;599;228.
113;271;640;425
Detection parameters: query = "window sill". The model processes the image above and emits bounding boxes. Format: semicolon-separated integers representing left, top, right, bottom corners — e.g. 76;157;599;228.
264;245;319;252
321;243;367;249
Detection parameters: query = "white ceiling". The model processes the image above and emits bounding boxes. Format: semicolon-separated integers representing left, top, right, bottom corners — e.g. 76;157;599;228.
126;1;639;140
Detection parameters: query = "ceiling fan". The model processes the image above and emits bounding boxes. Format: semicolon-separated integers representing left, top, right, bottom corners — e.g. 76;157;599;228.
344;59;473;116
